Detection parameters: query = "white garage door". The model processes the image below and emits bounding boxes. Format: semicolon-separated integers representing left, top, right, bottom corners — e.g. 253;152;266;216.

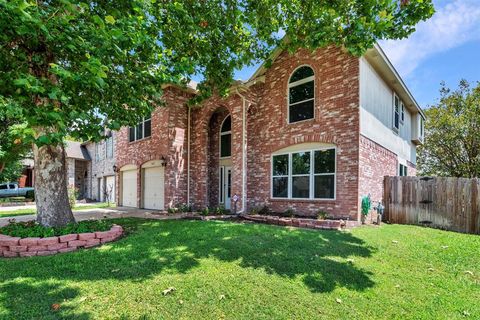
143;166;164;210
105;175;116;204
122;170;137;207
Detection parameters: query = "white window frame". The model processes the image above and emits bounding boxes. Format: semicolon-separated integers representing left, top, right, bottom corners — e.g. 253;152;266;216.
106;136;114;159
129;115;151;142
400;101;405;124
219;115;232;159
271;147;336;200
393;93;400;132
399;163;408;176
95;143;100;162
219;166;225;203
287;65;315;124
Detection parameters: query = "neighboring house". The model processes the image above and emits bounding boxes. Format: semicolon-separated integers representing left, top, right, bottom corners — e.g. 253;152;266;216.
84;131;117;203
114;44;425;220
18;158;34;188
65;141;91;199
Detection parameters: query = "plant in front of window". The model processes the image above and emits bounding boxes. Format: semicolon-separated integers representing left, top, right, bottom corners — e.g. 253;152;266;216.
361;195;372;224
282;208;295;218
317;210;329;220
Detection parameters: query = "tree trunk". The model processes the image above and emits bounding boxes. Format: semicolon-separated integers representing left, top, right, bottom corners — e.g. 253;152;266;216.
33;141;75;227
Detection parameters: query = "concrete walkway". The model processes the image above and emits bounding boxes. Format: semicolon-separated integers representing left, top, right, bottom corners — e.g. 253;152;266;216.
0;207;185;227
0;202;98;212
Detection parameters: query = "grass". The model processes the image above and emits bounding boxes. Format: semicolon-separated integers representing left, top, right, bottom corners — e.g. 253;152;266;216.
0;219;478;319
0;203;114;218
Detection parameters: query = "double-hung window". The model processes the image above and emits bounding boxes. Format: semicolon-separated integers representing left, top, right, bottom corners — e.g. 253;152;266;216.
129;115;151;142
400;101;405;123
106;136;114;158
393;94;400;132
272;148;336;200
288;66;315;123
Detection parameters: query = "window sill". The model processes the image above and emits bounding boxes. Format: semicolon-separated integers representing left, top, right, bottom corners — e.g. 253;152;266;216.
287;117;315;125
269;198;336;203
128;136;152;145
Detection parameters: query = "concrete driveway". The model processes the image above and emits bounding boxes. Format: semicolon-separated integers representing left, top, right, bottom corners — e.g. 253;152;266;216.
0;207;185;227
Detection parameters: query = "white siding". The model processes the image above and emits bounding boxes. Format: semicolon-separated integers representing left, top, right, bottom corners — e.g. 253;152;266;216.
359;57;417;164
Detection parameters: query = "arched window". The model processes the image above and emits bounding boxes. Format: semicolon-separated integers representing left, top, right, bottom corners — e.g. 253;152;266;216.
288;66;315;123
220;115;231;158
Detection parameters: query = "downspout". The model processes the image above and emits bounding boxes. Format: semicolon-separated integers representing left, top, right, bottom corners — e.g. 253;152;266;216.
235;88;253;215
187;105;191;206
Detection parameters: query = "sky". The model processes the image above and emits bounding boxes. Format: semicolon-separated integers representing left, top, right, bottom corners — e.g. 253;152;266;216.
231;0;480;109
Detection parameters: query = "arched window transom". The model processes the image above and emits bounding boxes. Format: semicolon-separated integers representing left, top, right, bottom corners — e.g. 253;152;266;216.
288;66;315;123
220;115;231;158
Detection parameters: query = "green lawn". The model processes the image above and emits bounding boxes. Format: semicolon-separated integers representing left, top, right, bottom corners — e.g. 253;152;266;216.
0;203;114;218
0;220;479;319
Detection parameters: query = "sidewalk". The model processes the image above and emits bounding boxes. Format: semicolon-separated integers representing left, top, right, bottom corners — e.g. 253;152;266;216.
0;207;185;227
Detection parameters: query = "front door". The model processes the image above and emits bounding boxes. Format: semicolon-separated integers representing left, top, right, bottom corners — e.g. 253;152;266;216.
222;167;232;210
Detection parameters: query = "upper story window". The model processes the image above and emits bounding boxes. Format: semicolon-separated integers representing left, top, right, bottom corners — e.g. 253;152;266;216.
220;115;231;158
420;116;424;137
400;101;405;123
95;142;104;162
272;147;336;200
288;66;315;123
393;94;400;132
129;115;151;142
106;136;114;159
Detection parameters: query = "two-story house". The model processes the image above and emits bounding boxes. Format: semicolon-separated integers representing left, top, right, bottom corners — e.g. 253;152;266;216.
115;44;425;221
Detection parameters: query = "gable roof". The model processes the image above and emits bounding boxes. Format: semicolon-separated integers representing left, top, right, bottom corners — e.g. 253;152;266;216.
247;43;424;117
65;141;91;161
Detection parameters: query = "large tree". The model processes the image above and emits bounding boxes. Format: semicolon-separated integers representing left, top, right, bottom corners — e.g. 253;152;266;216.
0;97;30;174
0;0;434;226
418;80;480;178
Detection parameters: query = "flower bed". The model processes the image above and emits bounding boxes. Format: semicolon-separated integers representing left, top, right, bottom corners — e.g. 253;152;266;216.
0;224;123;258
243;215;358;230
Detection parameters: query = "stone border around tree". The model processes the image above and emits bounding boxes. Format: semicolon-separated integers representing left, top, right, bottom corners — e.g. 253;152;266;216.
0;224;123;258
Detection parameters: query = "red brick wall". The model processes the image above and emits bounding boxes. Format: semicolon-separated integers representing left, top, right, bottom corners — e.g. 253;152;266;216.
115;87;191;208
245;47;360;219
358;135;398;205
190;94;247;210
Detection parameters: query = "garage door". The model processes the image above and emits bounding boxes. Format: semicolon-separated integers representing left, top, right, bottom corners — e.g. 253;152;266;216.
121;170;137;207
143;166;164;210
105;175;116;204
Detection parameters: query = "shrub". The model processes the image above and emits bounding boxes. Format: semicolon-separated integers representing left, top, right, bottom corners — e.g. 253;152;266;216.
200;207;210;216
214;205;226;215
178;203;192;213
67;186;79;208
317;210;328;220
25;190;35;201
167;207;178;214
282;208;295;217
258;205;270;215
0;219;113;238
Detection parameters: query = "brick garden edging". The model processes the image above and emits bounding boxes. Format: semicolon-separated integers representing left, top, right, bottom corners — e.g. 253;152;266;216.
242;215;358;230
0;224;123;258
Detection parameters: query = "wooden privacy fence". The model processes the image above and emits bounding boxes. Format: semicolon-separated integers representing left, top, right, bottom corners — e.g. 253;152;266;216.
384;176;480;234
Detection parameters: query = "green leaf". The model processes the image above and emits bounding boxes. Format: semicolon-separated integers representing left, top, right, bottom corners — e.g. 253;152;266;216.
105;15;116;24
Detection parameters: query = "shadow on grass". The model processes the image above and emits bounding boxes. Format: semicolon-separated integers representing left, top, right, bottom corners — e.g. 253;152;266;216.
0;218;375;318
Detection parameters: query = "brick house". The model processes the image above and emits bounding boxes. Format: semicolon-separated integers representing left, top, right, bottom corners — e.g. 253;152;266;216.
84;131;117;203
115;44;425;221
